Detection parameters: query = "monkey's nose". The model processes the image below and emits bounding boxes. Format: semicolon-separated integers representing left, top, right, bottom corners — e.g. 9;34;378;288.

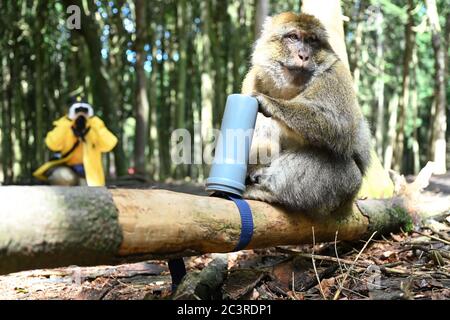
299;54;309;62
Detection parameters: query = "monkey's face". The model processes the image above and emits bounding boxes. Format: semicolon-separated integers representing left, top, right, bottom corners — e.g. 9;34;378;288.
252;13;332;84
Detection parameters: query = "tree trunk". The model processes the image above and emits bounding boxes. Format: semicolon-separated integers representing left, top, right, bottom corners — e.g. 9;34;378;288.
174;0;189;178
411;48;421;175
62;0;127;177
1;56;13;184
33;1;46;167
374;5;385;160
426;0;447;174
384;94;399;170
156;8;171;180
2;185;445;276
301;0;350;69
200;0;215;178
349;0;366;93
393;0;414;173
254;0;269;38
133;0;150;175
302;0;394;198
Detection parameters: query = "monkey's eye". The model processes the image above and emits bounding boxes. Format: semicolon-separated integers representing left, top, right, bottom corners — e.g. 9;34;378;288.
285;33;299;41
308;35;318;43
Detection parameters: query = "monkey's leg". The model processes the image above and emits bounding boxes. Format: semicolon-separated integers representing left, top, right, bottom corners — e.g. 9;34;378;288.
244;150;363;216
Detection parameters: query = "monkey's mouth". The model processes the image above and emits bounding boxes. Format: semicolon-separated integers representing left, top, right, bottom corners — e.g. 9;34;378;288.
278;61;309;73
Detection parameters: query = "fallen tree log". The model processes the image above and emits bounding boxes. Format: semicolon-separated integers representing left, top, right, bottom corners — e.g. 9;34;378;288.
1;177;447;275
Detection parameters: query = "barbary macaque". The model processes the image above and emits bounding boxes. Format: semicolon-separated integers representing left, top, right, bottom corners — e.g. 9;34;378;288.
242;12;371;216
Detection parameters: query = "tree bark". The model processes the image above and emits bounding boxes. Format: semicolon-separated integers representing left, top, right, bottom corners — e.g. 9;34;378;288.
254;0;269;39
384;94;399;170
174;0;189;178
133;0;150;175
374;5;385;160
348;0;366;94
1;184;447;276
426;0;447;175
33;1;46;167
301;0;350;69
302;0;394;198
393;0;414;173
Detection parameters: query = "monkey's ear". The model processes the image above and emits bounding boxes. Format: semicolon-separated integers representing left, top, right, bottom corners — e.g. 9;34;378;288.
262;16;273;34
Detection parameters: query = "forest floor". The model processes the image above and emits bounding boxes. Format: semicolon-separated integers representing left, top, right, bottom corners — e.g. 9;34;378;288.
0;174;449;300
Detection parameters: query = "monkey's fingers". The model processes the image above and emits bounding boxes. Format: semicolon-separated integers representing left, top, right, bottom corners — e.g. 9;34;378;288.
255;95;273;118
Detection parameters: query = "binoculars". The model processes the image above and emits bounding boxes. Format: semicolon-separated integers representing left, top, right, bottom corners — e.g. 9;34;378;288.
206;94;259;197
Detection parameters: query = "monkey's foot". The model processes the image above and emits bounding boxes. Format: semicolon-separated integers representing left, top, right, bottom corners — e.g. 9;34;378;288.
247;167;272;185
243;185;277;203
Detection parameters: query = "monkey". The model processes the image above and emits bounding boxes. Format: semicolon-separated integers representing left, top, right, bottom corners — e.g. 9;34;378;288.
242;12;372;217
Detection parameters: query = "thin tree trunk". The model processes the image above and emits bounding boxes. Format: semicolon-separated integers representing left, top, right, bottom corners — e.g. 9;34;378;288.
411;48;421;174
147;6;159;179
374;5;385;160
174;0;189;178
349;0;365;93
133;0;150;175
393;0;414;172
200;0;215;177
254;0;269;39
1;56;13;184
34;1;46;167
232;2;246;93
156;9;171;180
384;94;400;170
208;0;227;128
426;0;447;174
148;16;159;179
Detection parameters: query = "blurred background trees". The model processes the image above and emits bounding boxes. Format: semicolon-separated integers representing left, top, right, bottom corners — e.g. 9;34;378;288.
0;0;448;185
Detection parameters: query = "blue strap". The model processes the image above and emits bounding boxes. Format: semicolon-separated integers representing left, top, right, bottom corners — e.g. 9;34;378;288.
223;194;254;251
169;191;254;292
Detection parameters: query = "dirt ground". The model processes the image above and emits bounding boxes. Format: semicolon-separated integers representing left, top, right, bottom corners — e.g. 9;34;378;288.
0;175;449;300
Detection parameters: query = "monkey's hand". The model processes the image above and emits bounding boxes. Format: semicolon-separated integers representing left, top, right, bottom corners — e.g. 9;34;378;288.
246;166;272;186
254;94;277;118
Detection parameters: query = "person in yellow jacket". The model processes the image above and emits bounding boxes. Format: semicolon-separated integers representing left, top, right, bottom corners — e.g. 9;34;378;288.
33;100;118;187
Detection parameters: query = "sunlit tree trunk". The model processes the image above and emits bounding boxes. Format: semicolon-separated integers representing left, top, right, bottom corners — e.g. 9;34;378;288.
426;0;447;174
349;0;366;93
200;0;214;179
133;0;150;176
384;94;399;170
255;0;269;38
147;13;159;179
1;56;14;184
301;0;350;69
374;5;385;160
156;6;171;180
410;48;421;175
302;0;394;197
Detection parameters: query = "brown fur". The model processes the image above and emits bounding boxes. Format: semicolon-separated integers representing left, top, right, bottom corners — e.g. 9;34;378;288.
242;13;371;217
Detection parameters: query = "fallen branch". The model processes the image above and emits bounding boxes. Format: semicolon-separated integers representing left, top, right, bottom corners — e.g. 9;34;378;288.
0;163;448;275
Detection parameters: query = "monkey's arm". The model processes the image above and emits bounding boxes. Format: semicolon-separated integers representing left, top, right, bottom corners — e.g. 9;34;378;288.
241;68;258;95
256;68;359;156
